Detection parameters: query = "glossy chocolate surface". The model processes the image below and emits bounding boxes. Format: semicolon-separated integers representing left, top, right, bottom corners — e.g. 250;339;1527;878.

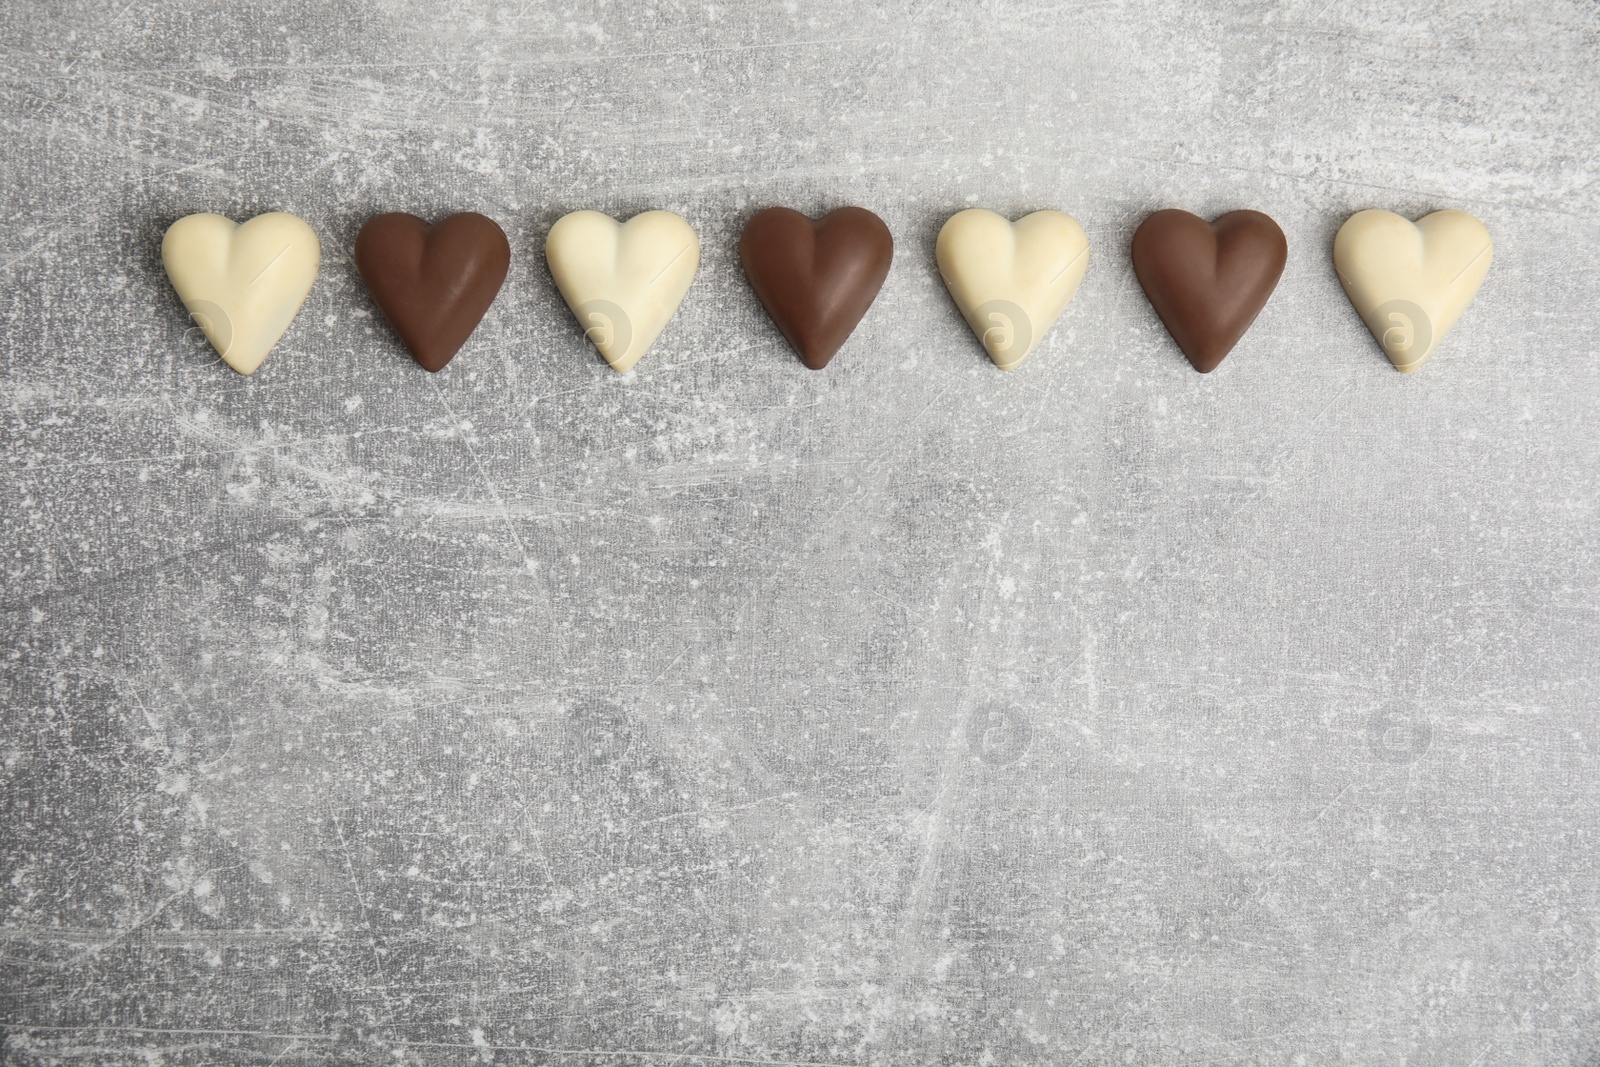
354;212;510;372
1131;209;1287;373
739;206;893;370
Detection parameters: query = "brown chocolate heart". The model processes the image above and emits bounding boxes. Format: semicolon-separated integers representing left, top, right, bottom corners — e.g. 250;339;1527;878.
354;212;511;372
739;206;894;370
1131;209;1287;373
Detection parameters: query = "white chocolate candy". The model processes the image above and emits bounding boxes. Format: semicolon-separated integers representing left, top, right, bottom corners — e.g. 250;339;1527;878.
1333;209;1493;373
935;208;1090;371
161;212;320;375
545;210;700;373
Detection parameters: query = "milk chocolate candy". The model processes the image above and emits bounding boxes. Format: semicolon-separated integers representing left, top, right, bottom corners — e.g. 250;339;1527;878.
354;212;511;372
1333;209;1493;373
162;212;321;375
739;206;893;370
1131;209;1287;373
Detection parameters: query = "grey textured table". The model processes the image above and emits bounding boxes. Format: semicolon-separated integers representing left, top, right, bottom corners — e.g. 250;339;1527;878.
3;1;1598;1064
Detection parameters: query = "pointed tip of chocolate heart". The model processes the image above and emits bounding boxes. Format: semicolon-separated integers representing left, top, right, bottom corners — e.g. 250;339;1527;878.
1184;345;1231;375
412;351;452;373
797;345;838;371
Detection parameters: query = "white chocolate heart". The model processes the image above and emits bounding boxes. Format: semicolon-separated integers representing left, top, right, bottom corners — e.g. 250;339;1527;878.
935;209;1090;371
1333;209;1493;373
161;212;321;375
546;210;700;373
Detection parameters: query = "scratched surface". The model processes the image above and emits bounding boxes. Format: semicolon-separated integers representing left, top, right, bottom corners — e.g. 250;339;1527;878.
3;0;1599;1064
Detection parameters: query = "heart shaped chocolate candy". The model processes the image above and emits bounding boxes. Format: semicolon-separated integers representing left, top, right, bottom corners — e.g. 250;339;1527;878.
354;212;510;372
739;206;893;370
162;212;321;375
1131;209;1287;373
546;210;700;373
1333;209;1493;373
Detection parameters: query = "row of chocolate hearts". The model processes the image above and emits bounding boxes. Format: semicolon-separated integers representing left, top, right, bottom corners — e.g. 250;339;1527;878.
161;205;1493;377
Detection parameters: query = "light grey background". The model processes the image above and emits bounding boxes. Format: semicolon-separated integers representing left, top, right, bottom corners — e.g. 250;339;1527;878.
2;0;1598;1064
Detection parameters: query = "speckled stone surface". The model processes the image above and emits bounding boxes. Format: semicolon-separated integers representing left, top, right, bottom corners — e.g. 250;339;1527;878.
2;1;1598;1064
